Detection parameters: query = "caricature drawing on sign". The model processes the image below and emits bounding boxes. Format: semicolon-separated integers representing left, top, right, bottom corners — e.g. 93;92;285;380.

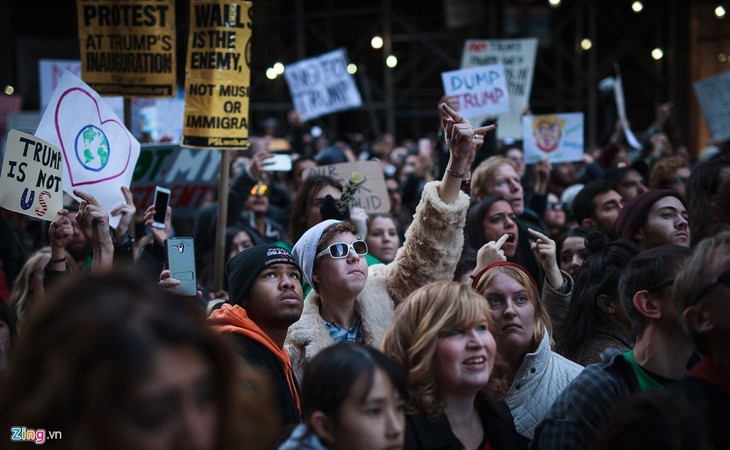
531;115;566;153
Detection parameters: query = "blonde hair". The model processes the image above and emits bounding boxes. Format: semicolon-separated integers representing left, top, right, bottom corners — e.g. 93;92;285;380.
472;263;554;351
382;281;509;418
471;156;517;200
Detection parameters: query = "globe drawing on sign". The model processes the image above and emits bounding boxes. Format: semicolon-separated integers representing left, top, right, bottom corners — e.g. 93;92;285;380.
75;125;110;172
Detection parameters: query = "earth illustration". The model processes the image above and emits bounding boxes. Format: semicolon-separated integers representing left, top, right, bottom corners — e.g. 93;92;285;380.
76;125;110;171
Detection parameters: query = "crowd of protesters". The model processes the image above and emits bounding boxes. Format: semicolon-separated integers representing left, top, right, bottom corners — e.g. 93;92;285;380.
1;97;729;449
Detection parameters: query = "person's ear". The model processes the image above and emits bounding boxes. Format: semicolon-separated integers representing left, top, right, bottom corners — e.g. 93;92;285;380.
683;305;714;334
310;411;335;445
634;226;646;243
597;294;615;314
581;218;596;229
312;271;321;284
632;290;660;320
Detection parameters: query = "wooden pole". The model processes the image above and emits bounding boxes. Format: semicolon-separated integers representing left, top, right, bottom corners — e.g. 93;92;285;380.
213;150;230;292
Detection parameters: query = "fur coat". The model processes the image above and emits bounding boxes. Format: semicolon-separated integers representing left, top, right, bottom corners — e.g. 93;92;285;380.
285;180;469;382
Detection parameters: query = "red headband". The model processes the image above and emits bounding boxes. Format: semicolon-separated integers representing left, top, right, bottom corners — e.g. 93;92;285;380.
471;261;537;291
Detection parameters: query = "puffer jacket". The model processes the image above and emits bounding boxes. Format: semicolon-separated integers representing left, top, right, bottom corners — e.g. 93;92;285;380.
285;180;470;382
506;331;584;440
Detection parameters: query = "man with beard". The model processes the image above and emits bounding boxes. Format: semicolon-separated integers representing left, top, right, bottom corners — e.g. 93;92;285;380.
614;190;690;251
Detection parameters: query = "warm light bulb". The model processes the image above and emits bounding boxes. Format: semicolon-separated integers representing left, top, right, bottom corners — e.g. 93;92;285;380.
386;55;398;68
716;5;726;18
273;62;285;74
631;1;643;13
371;36;384;49
3;85;14;95
265;68;278;80
548;0;561;7
347;63;357;74
580;38;593;51
651;48;664;60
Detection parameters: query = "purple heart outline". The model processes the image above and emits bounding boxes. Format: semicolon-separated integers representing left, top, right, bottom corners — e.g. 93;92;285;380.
54;87;132;187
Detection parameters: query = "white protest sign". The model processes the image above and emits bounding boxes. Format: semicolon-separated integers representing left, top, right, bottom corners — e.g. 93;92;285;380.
441;64;511;118
39;60;125;122
612;64;642;149
304;160;390;213
0;130;63;222
523;113;584;164
461;39;538;139
694;71;730;143
284;49;362;121
35;71;140;228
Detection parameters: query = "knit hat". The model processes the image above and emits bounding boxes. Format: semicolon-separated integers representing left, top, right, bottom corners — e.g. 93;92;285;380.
292;219;341;290
614;189;685;241
226;244;301;305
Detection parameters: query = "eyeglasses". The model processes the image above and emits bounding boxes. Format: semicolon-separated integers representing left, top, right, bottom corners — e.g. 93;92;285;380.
250;183;269;196
546;201;563;211
316;240;368;259
692;268;730;305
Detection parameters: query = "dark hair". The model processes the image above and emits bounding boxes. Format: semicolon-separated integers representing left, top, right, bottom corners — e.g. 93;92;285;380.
555;226;592;262
466;195;509;249
557;234;639;358
686;156;730;246
571;180;615;226
0;270;276;450
618;245;692;336
454;247;477;282
224;226;253;260
288;175;343;244
300;343;406;421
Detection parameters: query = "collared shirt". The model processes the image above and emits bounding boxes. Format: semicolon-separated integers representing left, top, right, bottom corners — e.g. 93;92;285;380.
325;318;363;343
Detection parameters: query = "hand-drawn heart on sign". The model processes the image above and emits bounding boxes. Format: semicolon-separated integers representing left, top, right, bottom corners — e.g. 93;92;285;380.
36;71;140;228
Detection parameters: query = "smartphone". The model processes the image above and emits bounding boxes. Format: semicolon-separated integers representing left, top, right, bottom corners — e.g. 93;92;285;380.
164;237;197;296
152;186;171;229
264;153;292;172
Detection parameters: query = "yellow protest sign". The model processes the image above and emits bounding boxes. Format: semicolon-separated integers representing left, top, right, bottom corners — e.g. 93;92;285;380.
0;130;64;222
76;0;176;97
182;0;252;149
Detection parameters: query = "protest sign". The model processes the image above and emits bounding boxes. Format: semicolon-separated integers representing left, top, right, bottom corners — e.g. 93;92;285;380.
523;113;584;164
612;64;641;149
35;71;141;228
76;0;176;97
131;144;220;217
284;49;363;122
694;71;730;143
441;64;511;118
182;0;252;149
0;130;63;222
461;39;538;139
304;161;389;213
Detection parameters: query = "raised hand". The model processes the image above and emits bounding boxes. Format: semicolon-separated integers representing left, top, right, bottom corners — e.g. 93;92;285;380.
110;186;136;240
473;234;509;279
73;189;114;270
144;204;173;247
48;209;74;269
528;228;562;288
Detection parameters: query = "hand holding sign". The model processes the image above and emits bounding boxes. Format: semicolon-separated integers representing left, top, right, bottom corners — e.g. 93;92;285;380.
74;189;114;271
472;234;509;279
528;228;562;289
49;209;74;256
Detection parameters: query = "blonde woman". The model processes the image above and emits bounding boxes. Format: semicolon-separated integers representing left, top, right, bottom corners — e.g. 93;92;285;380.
382;281;528;450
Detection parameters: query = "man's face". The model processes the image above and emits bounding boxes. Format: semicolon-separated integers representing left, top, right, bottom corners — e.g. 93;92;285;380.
484;163;524;215
617;169;647;201
590;190;623;237
534;121;562;153
244;264;304;331
636;196;690;250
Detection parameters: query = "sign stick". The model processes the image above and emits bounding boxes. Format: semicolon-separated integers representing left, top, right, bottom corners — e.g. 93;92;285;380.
214;150;230;291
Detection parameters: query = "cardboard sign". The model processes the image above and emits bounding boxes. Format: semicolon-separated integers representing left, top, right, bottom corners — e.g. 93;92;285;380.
694;71;730;143
284;49;363;121
441;64;511;118
35;71;141;228
304;161;390;213
523;113;584;164
0;130;64;222
131;144;220;217
76;0;176;97
182;0;252;149
461;39;538;139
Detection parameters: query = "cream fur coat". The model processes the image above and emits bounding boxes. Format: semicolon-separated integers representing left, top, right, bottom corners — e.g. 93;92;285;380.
285;180;469;382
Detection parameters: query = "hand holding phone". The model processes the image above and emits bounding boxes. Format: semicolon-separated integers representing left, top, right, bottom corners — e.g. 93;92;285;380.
152;186;171;229
164;237;197;296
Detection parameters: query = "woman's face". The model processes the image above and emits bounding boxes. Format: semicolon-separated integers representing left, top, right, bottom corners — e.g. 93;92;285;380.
482;273;536;364
228;230;254;259
366;217;400;264
432;320;497;397
326;369;404;450
313;232;368;298
307;185;342;229
559;236;587;280
482;200;519;257
111;346;218;450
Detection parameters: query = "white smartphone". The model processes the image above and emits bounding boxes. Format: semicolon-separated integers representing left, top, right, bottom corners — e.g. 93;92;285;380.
264;153;293;172
152;186;171;229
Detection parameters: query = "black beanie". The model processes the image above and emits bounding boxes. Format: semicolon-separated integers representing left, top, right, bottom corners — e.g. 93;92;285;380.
226;244;301;305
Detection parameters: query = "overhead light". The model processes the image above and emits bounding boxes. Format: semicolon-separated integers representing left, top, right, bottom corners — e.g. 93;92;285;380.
371;36;384;49
347;63;357;74
548;0;561;7
719;53;727;62
716;5;726;18
651;48;664;60
265;68;277;80
580;38;593;51
386;55;398;68
631;1;643;13
3;85;14;95
273;62;285;75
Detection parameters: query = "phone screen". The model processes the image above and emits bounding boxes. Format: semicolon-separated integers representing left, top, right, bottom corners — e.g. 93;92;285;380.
153;190;170;224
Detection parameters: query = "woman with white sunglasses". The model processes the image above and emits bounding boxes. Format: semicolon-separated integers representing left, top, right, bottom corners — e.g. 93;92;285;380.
285;104;496;382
